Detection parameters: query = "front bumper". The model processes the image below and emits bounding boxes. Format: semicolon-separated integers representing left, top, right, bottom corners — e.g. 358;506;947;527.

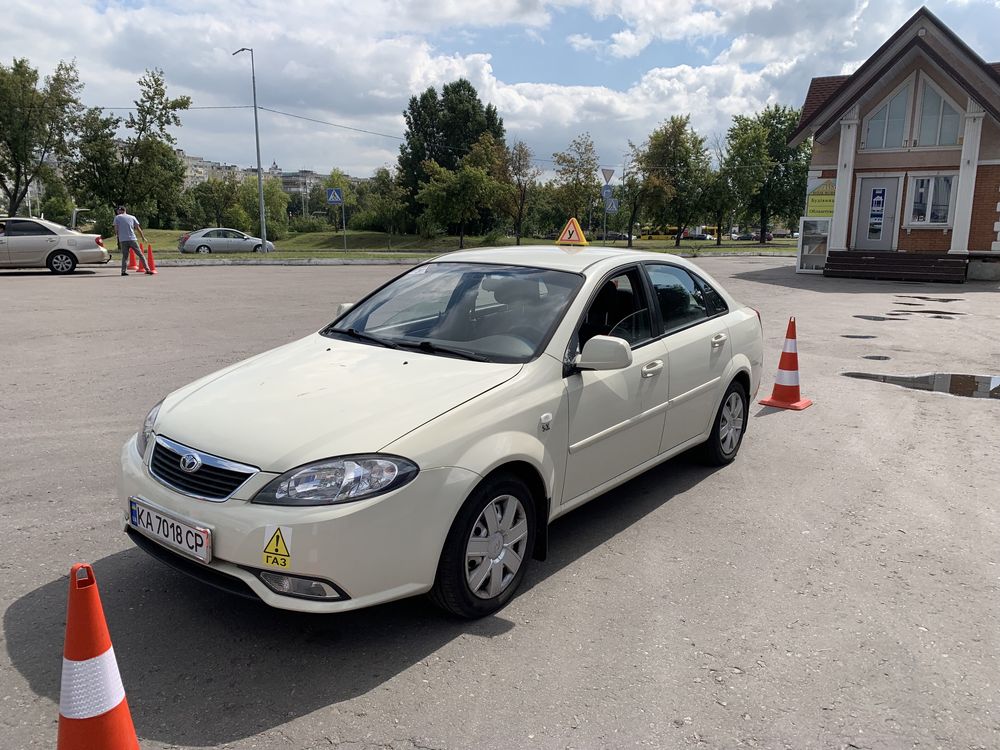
118;435;480;613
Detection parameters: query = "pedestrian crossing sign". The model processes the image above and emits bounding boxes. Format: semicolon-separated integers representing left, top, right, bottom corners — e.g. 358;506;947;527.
556;217;588;246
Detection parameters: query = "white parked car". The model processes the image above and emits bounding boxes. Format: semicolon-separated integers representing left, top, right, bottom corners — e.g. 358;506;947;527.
119;246;763;617
178;227;275;253
0;217;110;273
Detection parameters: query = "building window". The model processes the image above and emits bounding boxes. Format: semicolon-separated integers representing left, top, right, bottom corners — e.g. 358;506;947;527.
863;85;909;150
908;175;954;225
917;81;961;146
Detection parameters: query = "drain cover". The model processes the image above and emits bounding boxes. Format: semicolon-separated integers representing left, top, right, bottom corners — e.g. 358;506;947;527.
842;335;877;339
862;355;891;360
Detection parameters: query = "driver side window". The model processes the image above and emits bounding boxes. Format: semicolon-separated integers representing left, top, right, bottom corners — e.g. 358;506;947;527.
572;268;653;358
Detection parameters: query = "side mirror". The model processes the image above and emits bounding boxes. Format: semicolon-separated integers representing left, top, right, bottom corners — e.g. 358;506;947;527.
336;302;354;317
576;335;633;371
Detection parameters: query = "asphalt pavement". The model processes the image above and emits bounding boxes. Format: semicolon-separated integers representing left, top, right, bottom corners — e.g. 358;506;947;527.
1;259;998;750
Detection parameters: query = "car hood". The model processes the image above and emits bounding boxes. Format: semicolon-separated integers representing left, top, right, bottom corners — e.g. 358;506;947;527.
155;334;522;471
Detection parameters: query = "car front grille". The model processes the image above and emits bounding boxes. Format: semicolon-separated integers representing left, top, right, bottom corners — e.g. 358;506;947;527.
149;436;257;501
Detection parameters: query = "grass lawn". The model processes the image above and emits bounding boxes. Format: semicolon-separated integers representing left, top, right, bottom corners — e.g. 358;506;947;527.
123;228;797;261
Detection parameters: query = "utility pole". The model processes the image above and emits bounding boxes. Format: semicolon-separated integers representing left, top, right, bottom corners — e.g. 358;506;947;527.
233;47;267;251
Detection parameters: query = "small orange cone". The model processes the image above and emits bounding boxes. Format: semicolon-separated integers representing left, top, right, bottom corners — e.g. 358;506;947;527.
57;564;139;750
759;316;813;410
126;248;139;272
144;244;157;274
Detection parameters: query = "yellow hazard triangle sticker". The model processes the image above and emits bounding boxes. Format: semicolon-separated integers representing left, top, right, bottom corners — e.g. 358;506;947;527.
556;217;588;245
263;526;291;568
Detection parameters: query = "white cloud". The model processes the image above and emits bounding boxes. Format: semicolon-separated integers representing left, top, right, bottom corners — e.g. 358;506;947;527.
5;0;1000;179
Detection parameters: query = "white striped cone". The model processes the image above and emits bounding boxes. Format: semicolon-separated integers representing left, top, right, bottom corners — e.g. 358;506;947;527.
759;317;812;410
58;563;139;750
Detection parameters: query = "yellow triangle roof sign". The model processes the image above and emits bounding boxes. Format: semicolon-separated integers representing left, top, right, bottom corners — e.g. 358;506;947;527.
556;217;588;246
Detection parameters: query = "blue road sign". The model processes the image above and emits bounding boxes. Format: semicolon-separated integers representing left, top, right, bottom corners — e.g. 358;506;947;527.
604;198;619;214
326;188;344;205
600;184;614;200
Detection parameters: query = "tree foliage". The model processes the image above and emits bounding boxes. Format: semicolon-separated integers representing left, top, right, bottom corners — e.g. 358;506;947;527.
0;58;83;216
417;161;495;249
508;140;541;245
726;104;811;241
397;78;505;228
642;115;709;247
552;133;600;227
238;176;289;240
65;69;190;227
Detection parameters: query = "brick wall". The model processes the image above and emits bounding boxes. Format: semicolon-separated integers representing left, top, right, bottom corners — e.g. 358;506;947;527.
968;165;1000;252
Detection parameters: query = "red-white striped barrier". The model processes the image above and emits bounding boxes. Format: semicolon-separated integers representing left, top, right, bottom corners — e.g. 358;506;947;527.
758;316;813;410
58;564;139;750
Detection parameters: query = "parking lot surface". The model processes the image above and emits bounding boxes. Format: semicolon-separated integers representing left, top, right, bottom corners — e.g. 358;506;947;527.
2;258;999;750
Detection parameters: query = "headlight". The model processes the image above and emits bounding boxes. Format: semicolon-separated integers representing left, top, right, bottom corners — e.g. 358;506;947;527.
252;455;419;506
136;400;163;458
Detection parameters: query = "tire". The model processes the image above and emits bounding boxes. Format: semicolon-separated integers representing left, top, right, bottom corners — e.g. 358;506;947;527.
47;250;77;275
196;245;211;254
431;473;536;618
703;379;749;466
253;244;262;253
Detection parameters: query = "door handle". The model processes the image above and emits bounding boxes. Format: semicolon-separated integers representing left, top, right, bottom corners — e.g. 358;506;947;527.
47;238;57;243
711;333;728;348
641;360;663;378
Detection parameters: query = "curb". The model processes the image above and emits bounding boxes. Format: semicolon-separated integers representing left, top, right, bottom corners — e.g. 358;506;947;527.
154;251;795;267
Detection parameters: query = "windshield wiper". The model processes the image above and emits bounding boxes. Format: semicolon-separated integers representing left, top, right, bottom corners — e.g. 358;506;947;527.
398;340;490;362
324;327;400;349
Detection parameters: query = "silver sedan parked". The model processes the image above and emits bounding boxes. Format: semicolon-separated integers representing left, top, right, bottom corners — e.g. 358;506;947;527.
0;217;111;274
178;228;275;254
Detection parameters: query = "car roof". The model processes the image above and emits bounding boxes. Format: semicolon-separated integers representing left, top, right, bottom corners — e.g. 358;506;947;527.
429;244;693;275
0;216;74;233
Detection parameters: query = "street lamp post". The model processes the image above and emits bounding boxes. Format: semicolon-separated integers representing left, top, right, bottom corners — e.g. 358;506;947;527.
232;47;267;252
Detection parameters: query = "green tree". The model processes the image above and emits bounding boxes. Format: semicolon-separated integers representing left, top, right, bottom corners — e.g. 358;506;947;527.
191;176;241;227
66;69;190;227
0;59;83;216
619;141;674;248
366;167;408;248
726;105;811;243
464;133;516;235
417;161;494;249
397;78;505;228
643;115;709;247
238;176;288;240
38;168;74;225
552;133;600;228
508;140;541;245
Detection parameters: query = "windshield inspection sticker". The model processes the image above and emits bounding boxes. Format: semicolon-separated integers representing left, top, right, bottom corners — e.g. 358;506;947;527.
263;526;292;568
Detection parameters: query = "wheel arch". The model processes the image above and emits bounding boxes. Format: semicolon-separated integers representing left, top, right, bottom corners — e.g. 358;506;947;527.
46;248;78;271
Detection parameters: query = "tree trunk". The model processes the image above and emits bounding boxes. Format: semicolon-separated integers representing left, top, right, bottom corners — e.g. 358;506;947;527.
515;187;526;246
674;229;682;248
459;221;465;250
716;213;723;247
626;197;640;249
759;204;768;245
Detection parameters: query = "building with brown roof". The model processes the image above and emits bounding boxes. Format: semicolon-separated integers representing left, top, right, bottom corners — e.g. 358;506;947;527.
789;7;1000;280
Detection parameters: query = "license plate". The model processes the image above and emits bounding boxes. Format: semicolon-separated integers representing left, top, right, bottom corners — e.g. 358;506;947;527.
129;498;212;563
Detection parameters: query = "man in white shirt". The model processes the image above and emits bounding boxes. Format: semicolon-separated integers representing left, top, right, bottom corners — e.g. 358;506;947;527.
113;205;152;276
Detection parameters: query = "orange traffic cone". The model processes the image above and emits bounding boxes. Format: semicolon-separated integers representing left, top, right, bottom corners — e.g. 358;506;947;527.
126;248;139;272
57;564;139;750
758;316;813;410
144;244;157;274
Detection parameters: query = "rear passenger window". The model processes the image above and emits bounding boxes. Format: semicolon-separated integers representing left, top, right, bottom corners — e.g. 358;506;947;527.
645;264;709;333
693;274;729;316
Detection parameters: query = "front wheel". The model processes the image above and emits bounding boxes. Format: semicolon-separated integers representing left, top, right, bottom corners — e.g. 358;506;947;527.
431;474;536;618
253;244;262;253
47;250;77;275
703;379;748;466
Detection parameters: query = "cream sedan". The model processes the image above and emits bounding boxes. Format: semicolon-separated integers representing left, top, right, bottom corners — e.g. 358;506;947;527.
119;246;763;617
0;217;110;273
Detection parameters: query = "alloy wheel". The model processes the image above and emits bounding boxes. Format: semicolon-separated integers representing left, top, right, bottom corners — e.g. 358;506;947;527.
719;391;745;455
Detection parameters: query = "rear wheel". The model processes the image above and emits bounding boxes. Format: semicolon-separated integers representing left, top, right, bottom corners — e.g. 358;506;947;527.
431;473;536;618
47;250;77;275
703;379;748;465
196;245;211;254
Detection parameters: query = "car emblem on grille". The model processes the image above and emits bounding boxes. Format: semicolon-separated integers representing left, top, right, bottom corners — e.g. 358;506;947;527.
179;453;203;473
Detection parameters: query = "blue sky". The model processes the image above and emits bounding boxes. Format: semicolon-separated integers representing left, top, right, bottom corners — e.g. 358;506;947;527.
6;1;1000;177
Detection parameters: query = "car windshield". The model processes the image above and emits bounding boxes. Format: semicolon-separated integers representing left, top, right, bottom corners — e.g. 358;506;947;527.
325;262;584;363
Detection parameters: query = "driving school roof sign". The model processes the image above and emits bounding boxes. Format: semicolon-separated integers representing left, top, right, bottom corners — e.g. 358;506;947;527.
556;217;588;246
